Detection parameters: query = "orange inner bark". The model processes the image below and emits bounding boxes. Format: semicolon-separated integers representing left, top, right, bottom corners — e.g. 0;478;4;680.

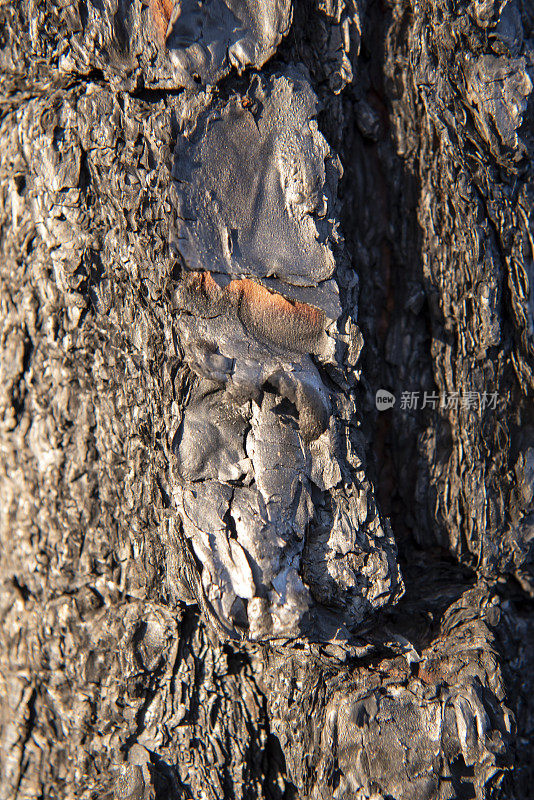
150;0;174;43
191;271;325;350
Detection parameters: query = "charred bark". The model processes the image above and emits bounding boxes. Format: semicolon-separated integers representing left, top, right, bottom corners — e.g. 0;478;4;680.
0;0;533;799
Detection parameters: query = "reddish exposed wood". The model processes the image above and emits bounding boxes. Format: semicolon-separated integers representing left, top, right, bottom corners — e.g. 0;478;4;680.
188;271;326;353
150;0;174;43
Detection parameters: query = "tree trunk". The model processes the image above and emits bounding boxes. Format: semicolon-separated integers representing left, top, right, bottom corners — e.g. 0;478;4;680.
0;0;533;798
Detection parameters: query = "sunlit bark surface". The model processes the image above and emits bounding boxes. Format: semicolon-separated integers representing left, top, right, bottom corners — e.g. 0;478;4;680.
0;0;533;798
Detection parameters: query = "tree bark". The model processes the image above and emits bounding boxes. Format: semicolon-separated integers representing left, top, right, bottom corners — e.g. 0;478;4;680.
0;0;533;799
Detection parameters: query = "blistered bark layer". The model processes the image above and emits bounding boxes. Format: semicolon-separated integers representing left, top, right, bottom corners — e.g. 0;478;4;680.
163;0;293;87
171;69;402;642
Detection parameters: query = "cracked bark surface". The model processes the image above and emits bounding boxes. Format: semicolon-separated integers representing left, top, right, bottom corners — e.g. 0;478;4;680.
0;0;533;799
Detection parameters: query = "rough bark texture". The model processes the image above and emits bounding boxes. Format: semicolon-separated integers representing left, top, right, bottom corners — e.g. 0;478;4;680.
0;0;533;799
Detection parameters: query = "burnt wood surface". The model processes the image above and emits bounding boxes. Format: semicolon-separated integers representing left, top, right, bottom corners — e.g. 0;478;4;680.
0;0;533;798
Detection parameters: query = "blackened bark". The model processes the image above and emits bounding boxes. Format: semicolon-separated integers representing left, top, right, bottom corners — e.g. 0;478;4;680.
0;1;533;799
